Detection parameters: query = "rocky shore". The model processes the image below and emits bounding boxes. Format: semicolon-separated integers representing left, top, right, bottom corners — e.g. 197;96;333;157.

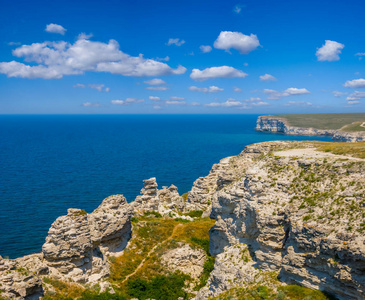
1;141;364;299
256;115;365;142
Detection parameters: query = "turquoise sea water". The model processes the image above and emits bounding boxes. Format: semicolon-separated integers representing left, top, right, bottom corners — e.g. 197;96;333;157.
0;114;332;258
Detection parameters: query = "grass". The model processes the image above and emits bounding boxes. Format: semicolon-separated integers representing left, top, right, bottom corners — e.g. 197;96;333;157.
110;216;215;292
265;113;365;130
340;121;365;132
315;141;365;159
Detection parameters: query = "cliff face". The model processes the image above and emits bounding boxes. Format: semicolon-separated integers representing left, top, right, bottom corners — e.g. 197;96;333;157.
256;115;365;142
1;141;365;299
197;141;365;300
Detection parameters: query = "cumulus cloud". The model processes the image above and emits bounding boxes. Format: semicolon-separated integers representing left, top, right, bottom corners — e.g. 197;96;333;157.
82;102;101;107
316;40;344;62
189;85;223;93
77;33;93;40
0;38;187;79
213;31;260;54
111;98;144;105
344;78;365;88
332;91;347;97
45;23;67;35
346;91;365;101
170;96;185;101
155;56;170;61
206;98;242;107
259;74;277;81
144;78;166;85
233;86;242;92
149;96;161;101
89;84;105;92
283;101;313;107
191;102;200;106
264;88;310;100
73;83;85;88
200;45;212;53
190;66;247;81
166;100;186;105
146;86;168;91
167;38;185;46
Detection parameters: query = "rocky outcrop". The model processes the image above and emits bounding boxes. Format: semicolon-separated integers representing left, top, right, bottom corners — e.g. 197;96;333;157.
161;243;207;279
256;115;365;142
202;141;365;300
132;177;187;218
42;194;132;284
0;255;44;300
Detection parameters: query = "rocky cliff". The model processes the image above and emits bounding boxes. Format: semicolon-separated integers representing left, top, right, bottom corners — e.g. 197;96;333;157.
256;115;365;142
1;140;365;299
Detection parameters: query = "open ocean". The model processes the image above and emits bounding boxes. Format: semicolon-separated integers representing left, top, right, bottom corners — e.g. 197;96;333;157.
0;114;332;258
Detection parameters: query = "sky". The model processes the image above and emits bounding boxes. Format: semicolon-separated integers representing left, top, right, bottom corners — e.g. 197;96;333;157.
0;0;364;114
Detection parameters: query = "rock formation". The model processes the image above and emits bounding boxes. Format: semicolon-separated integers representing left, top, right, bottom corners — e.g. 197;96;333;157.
42;194;132;284
256;115;365;142
200;141;365;300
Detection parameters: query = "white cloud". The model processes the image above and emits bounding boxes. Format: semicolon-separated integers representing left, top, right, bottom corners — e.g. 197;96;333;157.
78;33;93;40
206;98;242;107
167;38;185;46
332;91;347;97
153;105;162;109
0;38;186;79
191;102;200;106
155;56;170;61
146;86;168;91
243;62;248;66
111;98;144;105
8;42;21;46
264;88;310;100
233;4;243;14
346;91;365;101
89;84;105;92
73;83;85;88
283;101;313;107
189;85;223;93
149;96;161;101
170;96;185;101
105;87;110;92
82;102;101;107
259;74;277;81
200;45;212;53
347;100;360;105
355;53;365;60
144;78;166;85
166;100;186;105
233;86;242;92
344;78;365;88
45;23;67;35
316;40;344;62
190;66;247;81
213;31;260;54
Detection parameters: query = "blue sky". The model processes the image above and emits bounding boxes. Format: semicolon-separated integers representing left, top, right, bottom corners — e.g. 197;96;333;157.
0;0;364;114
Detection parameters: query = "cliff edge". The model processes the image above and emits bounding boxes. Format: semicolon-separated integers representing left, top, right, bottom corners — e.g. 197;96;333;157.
256;115;365;142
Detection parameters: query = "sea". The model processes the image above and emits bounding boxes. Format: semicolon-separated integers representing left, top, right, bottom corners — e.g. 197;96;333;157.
0;114;332;258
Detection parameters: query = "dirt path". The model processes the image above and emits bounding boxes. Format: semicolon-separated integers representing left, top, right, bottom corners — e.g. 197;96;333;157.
121;223;183;284
361;122;365;128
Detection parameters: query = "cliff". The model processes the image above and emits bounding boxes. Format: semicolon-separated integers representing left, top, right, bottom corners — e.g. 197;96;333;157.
1;141;365;299
256;115;365;142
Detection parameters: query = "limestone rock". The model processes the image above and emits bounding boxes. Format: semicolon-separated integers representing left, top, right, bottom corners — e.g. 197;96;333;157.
42;194;132;284
205;141;365;300
161;243;206;279
255;115;365;142
0;255;43;300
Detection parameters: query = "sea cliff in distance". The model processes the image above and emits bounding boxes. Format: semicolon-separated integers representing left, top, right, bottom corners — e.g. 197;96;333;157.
1;139;364;300
256;113;365;142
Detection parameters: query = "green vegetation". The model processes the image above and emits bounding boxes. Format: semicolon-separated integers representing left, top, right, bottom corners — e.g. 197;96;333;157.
341;121;365;132
127;273;189;300
185;210;204;218
211;284;332;300
268;113;365;130
315;141;365;159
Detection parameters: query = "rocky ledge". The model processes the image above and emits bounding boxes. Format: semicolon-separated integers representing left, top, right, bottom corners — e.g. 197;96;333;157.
1;140;365;299
256;115;365;142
